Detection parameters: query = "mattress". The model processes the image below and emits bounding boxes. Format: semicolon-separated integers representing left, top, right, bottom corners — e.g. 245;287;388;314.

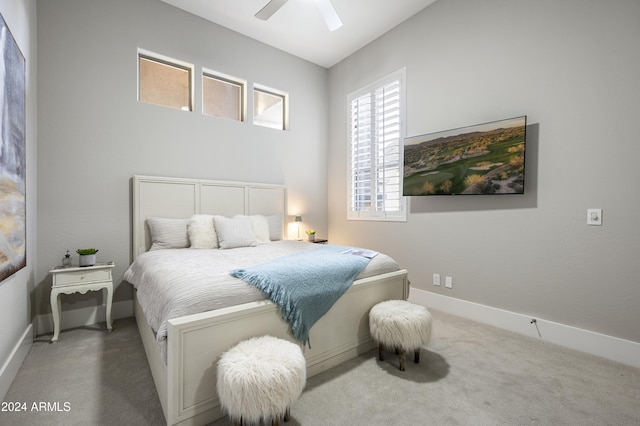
124;240;400;348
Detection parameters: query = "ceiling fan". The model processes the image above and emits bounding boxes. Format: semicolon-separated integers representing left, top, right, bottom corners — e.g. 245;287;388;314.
255;0;343;31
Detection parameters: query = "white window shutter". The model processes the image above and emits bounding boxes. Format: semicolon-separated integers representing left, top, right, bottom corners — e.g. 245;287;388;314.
348;69;406;222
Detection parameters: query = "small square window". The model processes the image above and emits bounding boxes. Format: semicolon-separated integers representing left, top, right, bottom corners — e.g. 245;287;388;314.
253;87;287;130
138;50;193;111
203;72;245;121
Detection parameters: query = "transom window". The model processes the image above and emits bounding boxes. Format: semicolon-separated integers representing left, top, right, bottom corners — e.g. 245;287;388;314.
202;71;245;122
138;50;193;111
253;86;288;130
137;48;289;130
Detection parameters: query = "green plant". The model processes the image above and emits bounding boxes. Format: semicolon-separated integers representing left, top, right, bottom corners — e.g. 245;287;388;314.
305;229;316;235
76;248;99;255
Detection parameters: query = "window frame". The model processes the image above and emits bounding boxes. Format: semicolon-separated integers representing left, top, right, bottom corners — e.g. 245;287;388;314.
137;48;194;112
347;68;407;222
202;68;247;122
253;84;289;131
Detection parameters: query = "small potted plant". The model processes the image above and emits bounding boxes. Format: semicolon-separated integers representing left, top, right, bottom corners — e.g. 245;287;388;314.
305;229;316;242
77;248;99;267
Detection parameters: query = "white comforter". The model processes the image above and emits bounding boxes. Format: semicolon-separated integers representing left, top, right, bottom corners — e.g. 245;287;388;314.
124;240;400;347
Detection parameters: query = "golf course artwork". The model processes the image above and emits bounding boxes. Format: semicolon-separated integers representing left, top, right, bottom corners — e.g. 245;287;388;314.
403;116;527;196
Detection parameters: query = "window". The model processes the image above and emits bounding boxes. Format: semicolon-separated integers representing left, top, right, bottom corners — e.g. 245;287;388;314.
253;85;287;130
202;70;245;121
347;69;407;221
138;49;193;111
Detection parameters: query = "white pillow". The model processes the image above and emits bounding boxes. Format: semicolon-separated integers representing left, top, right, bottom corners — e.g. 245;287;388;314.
240;215;270;244
188;215;218;249
213;216;257;249
146;217;189;250
252;215;271;244
265;214;283;241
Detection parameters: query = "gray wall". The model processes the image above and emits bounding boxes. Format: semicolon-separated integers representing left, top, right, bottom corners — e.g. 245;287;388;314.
25;0;640;348
35;0;329;317
328;0;640;343
0;0;37;398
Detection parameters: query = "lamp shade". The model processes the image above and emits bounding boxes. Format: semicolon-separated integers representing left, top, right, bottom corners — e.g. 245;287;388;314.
295;215;302;222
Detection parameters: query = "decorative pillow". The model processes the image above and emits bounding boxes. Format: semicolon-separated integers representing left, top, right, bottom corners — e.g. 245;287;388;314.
248;215;271;244
265;214;283;241
188;215;218;249
213;216;257;249
146;217;189;250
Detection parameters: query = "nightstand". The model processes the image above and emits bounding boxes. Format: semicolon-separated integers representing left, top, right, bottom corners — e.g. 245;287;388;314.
311;238;328;244
49;262;115;342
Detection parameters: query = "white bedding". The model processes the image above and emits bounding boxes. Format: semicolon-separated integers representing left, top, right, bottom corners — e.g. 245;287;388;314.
124;240;400;349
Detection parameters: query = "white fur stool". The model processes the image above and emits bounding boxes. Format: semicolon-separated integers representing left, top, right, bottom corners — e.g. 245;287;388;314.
217;335;306;426
369;300;432;371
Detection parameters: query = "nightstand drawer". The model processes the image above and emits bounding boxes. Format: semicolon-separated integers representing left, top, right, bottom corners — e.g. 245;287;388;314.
53;268;112;287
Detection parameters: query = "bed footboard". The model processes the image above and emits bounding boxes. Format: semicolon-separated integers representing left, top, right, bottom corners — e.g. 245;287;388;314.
137;269;408;425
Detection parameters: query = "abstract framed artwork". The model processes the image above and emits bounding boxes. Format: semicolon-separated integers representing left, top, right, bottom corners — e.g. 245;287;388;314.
0;12;26;283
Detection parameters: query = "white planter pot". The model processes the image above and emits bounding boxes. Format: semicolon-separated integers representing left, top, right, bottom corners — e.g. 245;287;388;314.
79;254;96;267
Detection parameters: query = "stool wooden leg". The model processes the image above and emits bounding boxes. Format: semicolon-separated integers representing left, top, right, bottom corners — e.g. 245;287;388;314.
399;349;406;371
414;349;420;364
378;343;385;361
284;406;291;422
272;416;281;426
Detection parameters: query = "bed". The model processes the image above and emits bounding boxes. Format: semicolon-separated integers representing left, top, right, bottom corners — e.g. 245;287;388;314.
126;175;409;426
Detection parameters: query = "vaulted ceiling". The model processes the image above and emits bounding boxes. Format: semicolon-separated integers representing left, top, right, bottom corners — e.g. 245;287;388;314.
160;0;438;68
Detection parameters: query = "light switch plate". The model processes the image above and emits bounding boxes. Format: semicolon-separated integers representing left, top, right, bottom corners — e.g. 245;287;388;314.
445;276;453;288
587;208;602;226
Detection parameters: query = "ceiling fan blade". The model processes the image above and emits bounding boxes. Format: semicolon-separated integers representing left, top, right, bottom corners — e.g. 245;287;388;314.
314;0;343;31
255;0;289;20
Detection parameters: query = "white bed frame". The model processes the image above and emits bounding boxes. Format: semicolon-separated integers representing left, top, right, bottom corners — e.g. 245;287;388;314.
130;175;409;426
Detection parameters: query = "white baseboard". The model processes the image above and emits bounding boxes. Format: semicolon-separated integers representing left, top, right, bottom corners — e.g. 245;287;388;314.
0;324;33;401
35;300;134;337
409;288;640;369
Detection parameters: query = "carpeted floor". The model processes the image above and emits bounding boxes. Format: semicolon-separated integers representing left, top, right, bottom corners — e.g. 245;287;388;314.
2;310;640;425
1;318;165;426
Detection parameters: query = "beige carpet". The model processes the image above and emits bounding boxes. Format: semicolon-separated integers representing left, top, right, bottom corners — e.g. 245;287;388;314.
1;318;165;426
3;310;640;425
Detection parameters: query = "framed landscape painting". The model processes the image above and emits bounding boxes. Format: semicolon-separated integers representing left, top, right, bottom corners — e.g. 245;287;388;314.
0;12;26;283
403;116;527;196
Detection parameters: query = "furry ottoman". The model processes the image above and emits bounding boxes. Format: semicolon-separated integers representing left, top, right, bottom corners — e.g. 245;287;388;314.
217;335;306;426
369;300;432;371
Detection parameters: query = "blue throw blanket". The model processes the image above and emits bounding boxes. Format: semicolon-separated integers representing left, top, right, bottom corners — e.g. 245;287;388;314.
230;245;372;346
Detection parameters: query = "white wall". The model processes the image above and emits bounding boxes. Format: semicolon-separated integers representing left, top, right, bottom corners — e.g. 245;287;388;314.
328;0;640;344
35;0;328;322
0;0;37;400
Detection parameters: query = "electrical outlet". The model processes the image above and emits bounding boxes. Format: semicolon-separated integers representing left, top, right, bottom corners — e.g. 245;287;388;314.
433;273;440;286
587;208;602;226
445;276;453;288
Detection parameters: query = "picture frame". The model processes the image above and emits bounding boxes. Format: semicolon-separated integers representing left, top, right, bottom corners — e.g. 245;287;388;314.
403;116;527;196
0;12;26;283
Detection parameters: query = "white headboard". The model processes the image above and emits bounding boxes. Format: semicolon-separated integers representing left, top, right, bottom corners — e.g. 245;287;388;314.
131;175;287;260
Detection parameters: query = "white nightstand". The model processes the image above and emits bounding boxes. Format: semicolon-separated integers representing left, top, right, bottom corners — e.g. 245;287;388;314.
49;262;115;343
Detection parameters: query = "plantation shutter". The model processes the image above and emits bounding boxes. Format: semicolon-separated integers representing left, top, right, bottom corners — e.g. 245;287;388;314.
348;70;406;221
350;93;373;212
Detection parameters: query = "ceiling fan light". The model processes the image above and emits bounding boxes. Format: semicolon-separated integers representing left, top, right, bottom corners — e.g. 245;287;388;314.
314;0;343;31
